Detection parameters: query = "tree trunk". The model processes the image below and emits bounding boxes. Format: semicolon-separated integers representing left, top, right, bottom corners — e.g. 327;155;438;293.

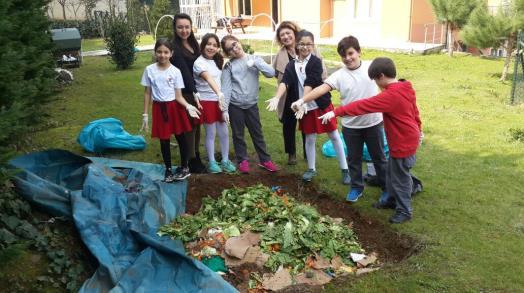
62;5;67;20
501;33;516;81
447;22;454;57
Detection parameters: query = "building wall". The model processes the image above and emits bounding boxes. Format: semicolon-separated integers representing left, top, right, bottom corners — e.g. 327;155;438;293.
410;0;440;43
48;0;127;20
281;0;321;36
333;0;382;42
319;0;333;38
380;0;411;42
251;0;271;26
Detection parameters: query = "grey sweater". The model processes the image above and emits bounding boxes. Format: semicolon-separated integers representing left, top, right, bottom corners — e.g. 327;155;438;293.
221;55;275;109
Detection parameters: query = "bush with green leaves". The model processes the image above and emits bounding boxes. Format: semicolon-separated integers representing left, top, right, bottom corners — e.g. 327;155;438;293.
104;15;138;69
50;19;101;39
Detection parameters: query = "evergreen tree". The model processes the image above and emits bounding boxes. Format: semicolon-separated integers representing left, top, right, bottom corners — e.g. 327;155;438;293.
149;0;174;39
429;0;479;56
0;0;55;146
462;0;524;80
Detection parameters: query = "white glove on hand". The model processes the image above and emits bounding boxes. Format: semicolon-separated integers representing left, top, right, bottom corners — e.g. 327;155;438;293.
140;113;149;132
218;92;227;111
290;99;305;112
419;131;424;146
266;97;279;111
186;104;201;119
294;104;308;120
318;111;335;124
193;92;203;109
222;112;230;124
246;56;255;68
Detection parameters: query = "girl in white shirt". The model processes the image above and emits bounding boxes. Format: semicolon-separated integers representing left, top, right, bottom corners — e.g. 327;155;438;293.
140;38;201;182
193;33;236;174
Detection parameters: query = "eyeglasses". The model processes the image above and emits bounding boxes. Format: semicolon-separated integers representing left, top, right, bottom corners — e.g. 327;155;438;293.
225;41;239;53
297;43;314;49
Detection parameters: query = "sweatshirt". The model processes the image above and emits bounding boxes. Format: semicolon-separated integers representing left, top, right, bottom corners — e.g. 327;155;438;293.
334;80;422;158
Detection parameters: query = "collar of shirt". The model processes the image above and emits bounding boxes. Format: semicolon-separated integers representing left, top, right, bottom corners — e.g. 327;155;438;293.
295;53;311;64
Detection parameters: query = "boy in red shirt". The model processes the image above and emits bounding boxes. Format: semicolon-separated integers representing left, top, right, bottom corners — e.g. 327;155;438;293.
319;57;422;224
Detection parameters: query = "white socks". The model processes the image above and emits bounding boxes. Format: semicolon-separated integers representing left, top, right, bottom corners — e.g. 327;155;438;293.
327;130;348;170
204;122;230;162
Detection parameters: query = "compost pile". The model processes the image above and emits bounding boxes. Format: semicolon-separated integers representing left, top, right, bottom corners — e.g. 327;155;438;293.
158;185;379;291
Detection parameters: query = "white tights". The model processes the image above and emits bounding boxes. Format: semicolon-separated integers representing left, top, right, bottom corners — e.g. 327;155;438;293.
305;130;348;171
204;122;230;162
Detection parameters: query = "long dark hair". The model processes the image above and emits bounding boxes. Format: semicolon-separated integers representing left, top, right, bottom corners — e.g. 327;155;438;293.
172;13;199;55
200;33;224;69
154;38;173;52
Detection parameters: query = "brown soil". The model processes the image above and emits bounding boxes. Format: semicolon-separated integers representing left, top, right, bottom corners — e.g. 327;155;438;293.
187;167;421;291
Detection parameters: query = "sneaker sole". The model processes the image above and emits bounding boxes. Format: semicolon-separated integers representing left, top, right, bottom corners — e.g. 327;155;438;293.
258;164;277;172
346;193;363;202
173;173;191;181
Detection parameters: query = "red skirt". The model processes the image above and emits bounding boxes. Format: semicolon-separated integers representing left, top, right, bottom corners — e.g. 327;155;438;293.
199;100;224;124
152;100;193;139
299;104;337;134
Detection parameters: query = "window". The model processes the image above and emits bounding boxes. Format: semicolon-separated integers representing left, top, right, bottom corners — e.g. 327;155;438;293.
238;0;251;16
353;0;374;19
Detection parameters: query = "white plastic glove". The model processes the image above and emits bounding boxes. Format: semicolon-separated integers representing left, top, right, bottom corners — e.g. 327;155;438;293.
294;104;308;120
140;113;149;132
218;92;227;111
185;104;201;119
222;112;230;124
193;92;203;109
246;55;255;68
290;99;305;112
419;131;424;146
265;96;279;111
318;111;335;124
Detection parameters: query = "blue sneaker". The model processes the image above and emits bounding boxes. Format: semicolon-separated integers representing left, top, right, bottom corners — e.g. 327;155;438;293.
208;161;222;173
346;188;363;202
221;160;237;173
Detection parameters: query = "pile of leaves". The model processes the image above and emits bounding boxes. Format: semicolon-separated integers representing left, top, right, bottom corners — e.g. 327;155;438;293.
158;185;364;273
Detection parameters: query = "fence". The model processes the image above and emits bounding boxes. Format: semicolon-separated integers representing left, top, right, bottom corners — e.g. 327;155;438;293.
511;31;524;104
179;0;222;30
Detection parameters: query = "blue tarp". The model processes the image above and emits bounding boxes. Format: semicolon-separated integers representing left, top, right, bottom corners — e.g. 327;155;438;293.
77;118;146;153
9;150;237;293
322;132;389;161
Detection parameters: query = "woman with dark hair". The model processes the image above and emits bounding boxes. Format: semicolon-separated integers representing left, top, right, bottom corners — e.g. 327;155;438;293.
170;13;206;173
266;22;327;165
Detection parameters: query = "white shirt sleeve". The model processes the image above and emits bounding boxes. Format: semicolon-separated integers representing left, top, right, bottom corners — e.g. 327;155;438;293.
140;68;150;87
193;58;208;77
324;70;339;91
171;67;185;89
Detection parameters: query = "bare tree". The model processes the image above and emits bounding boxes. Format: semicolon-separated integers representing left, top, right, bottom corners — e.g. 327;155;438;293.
67;0;83;19
80;0;99;20
57;0;68;20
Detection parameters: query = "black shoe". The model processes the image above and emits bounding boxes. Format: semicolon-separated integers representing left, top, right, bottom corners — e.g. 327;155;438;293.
173;167;190;181
164;168;174;183
188;157;207;173
389;213;412;224
372;201;396;209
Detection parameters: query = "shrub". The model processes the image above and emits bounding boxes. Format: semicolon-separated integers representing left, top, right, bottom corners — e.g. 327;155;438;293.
0;0;55;147
104;15;138;69
509;128;524;142
50;19;101;39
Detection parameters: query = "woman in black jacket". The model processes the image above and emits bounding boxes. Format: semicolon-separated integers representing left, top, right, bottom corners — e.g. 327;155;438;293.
170;13;206;173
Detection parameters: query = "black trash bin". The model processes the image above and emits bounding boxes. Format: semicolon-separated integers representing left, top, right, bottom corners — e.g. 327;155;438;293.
51;28;82;68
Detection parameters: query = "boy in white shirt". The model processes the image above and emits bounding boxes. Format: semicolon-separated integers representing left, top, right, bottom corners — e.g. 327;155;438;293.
299;36;388;203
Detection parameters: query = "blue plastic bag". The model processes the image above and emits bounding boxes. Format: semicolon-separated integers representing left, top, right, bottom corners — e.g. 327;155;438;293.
322;132;389;161
77;117;146;153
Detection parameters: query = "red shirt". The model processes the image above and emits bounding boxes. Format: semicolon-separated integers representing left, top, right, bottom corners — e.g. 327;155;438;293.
334;80;422;158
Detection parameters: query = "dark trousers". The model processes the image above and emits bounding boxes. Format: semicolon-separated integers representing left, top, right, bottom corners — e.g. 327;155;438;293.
342;123;387;190
229;104;271;163
281;100;306;158
385;155;416;217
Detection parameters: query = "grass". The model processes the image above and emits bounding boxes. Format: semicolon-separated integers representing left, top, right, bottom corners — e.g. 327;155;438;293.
16;48;524;292
81;34;155;52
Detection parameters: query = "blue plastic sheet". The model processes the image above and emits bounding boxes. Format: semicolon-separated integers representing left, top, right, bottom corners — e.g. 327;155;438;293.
77;118;146;153
322;132;389;161
10;150;237;293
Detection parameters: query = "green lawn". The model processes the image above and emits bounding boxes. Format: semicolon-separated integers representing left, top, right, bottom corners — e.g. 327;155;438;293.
20;49;524;291
82;34;155;52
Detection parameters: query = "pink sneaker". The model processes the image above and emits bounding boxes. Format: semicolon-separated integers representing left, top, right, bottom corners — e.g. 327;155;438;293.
258;160;278;172
239;160;250;173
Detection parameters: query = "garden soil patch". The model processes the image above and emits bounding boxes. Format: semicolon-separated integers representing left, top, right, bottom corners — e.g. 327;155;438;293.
187;167;421;291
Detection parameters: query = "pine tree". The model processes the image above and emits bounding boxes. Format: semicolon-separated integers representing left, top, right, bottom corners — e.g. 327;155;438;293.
462;0;524;80
0;0;55;145
429;0;479;56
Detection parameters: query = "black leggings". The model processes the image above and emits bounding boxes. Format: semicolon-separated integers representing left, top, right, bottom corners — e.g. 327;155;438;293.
160;133;189;170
